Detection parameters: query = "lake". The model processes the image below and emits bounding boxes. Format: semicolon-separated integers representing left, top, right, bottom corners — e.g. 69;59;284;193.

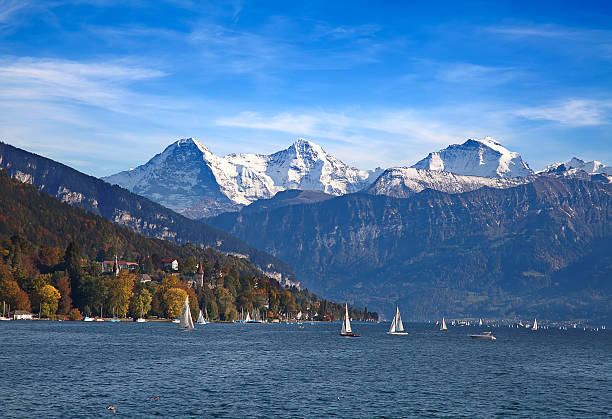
1;321;610;418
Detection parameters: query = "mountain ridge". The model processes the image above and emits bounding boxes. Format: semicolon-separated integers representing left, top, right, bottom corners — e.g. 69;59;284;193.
104;137;383;218
207;177;612;321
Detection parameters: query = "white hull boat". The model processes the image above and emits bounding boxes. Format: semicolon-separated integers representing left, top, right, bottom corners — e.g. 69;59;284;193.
387;306;408;335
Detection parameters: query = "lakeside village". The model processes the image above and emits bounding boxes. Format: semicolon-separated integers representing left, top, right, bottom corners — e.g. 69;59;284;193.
0;236;378;324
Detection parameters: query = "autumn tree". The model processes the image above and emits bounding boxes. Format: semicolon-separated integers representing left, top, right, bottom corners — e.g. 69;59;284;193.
129;288;152;318
38;284;61;317
164;287;187;319
0;260;31;311
105;272;136;318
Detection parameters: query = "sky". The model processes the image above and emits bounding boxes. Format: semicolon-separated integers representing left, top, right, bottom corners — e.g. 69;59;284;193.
0;0;611;176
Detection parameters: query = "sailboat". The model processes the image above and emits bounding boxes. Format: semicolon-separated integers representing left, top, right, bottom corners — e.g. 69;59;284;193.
197;310;208;325
440;317;448;331
532;318;538;331
479;318;483;327
387;306;408;335
245;311;252;322
0;301;11;321
340;304;360;337
179;296;194;331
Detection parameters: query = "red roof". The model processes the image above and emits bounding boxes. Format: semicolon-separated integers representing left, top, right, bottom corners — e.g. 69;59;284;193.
161;259;177;263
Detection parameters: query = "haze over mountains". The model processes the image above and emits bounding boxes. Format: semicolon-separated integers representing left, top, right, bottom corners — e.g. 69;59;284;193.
104;136;611;218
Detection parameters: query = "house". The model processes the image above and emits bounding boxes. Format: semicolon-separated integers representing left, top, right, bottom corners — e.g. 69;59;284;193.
161;259;179;271
140;274;152;283
13;310;34;320
102;260;139;274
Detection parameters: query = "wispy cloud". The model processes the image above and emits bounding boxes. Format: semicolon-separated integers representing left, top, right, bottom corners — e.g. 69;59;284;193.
0;56;166;111
434;62;521;85
515;99;612;126
215;109;461;153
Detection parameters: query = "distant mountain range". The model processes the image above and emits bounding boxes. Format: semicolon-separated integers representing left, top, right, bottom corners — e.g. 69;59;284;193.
103;138;382;218
103;136;610;218
0;142;298;284
207;177;612;321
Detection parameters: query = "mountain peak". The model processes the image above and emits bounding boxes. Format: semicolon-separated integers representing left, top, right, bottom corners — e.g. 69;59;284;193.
170;137;211;154
412;137;533;178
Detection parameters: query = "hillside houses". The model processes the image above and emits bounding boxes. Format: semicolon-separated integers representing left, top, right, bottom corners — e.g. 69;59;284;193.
101;259;139;274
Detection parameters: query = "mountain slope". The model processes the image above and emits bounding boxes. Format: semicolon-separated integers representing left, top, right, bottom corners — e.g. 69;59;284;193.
104;138;382;218
366;167;530;198
0;141;297;282
207;178;612;321
412;137;533;178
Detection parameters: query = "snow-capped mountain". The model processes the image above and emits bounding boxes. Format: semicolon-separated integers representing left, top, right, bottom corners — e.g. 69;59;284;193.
103;138;383;218
412;137;533;178
543;157;611;175
538;157;612;184
367;167;530;198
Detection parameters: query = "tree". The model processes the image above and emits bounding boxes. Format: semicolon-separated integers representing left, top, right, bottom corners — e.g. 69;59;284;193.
55;276;72;314
79;275;107;316
0;261;31;311
68;308;82;320
64;242;84;307
207;299;218;320
38;284;61;317
215;287;237;321
106;272;136;318
164;287;187;319
129;288;152;318
182;256;197;274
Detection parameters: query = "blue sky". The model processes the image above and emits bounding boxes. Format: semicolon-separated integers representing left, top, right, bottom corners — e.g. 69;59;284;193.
0;0;611;176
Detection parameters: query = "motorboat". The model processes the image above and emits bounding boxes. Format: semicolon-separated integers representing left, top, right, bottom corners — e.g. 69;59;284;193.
469;331;496;340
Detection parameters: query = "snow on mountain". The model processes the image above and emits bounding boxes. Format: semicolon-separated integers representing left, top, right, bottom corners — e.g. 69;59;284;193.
103;138;383;218
412;137;533;178
367;167;529;198
543;157;611;175
538;157;612;184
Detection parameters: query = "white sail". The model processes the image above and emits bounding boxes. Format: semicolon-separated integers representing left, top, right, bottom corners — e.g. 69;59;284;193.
179;296;194;329
479;318;483;326
341;304;352;334
245;311;252;322
197;310;205;324
440;317;447;331
533;318;538;331
389;314;396;333
395;306;404;332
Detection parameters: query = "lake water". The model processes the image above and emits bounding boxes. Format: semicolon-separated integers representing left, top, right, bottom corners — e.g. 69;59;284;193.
1;321;611;418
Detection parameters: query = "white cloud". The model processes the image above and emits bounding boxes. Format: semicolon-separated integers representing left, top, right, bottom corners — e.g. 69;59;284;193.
515;99;612;126
0;56;166;112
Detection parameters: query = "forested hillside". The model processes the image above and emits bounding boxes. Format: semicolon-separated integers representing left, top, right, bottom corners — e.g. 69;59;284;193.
0;141;297;283
0;170;376;322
